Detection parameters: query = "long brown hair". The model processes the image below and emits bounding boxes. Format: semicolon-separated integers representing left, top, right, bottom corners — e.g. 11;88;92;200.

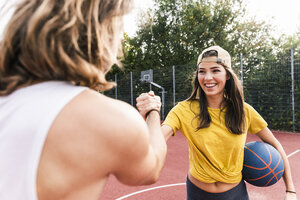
187;50;245;134
0;0;133;95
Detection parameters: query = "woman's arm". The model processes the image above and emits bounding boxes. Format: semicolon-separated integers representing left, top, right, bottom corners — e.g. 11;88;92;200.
256;127;297;200
161;125;174;141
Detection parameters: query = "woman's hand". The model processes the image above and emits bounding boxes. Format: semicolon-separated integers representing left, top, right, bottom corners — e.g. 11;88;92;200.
285;191;297;200
136;91;161;120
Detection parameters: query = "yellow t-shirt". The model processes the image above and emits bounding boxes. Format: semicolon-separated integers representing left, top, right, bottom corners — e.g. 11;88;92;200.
163;100;268;183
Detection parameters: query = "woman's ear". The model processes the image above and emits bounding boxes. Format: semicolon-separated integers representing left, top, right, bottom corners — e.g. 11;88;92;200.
226;70;231;80
226;74;230;80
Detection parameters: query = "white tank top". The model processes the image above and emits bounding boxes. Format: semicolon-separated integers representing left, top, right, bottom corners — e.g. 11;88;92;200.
0;81;87;200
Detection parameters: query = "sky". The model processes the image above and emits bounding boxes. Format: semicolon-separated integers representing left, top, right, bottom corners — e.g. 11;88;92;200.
1;0;299;38
124;0;300;37
244;0;300;37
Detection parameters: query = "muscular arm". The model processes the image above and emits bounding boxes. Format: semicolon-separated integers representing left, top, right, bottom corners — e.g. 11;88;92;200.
108;98;167;185
136;91;174;142
143;110;167;183
105;95;167;185
111;91;176;185
37;89;168;199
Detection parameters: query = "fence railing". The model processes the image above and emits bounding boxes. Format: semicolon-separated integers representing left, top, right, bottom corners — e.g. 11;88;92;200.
104;50;300;132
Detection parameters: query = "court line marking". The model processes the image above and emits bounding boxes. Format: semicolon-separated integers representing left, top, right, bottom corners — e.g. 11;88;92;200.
115;183;186;200
115;149;300;200
287;150;300;158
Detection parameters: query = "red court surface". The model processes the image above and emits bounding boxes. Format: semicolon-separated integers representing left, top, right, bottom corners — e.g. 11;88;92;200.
101;131;300;200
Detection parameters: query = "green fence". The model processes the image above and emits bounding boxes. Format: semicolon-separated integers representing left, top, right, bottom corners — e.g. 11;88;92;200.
104;51;300;132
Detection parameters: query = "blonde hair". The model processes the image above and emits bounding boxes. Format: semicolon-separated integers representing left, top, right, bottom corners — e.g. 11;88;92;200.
0;0;133;95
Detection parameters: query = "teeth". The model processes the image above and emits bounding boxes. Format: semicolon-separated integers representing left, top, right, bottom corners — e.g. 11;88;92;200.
205;83;217;88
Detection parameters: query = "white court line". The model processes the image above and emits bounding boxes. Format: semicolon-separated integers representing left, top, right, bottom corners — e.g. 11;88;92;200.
287;150;300;158
116;149;300;200
115;183;186;200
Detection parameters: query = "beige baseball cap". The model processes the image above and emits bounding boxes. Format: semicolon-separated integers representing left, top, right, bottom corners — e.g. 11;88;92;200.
197;46;231;69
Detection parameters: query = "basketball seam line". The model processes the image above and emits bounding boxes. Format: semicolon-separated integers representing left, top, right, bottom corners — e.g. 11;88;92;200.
244;142;281;185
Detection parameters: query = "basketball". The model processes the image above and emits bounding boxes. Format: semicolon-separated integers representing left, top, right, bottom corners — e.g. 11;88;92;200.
242;141;284;187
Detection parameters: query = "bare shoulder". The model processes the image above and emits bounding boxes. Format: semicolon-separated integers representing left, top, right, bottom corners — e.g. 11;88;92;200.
75;89;148;138
67;90;159;185
38;89;151;197
47;88;150;171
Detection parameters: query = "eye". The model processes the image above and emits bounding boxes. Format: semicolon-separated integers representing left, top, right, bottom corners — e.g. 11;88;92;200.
198;70;205;74
213;69;221;73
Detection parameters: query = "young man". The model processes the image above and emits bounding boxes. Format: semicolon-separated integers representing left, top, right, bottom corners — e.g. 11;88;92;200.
0;0;166;199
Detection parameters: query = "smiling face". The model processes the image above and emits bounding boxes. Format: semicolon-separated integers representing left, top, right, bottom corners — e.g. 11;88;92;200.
198;61;229;104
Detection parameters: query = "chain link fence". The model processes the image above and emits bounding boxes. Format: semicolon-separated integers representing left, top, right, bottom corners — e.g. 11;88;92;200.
104;50;300;132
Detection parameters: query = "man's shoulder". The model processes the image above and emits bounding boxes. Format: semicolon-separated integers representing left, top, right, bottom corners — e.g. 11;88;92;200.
75;89;147;135
51;88;147;146
50;88;149;161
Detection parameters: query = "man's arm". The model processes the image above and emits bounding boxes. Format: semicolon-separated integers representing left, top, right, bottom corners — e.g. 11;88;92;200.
109;96;167;185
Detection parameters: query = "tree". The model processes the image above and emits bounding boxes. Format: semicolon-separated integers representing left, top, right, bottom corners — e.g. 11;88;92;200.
272;29;300;59
122;0;275;73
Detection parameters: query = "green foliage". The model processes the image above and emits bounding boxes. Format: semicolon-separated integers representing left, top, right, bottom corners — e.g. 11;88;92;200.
272;30;300;59
243;58;294;131
108;0;300;132
122;0;275;74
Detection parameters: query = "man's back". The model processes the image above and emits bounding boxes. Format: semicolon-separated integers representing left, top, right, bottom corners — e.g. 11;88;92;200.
0;0;167;199
0;81;87;200
0;81;165;200
36;85;155;199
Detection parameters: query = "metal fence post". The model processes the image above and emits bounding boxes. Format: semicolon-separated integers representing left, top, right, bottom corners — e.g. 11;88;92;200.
130;72;133;106
115;74;117;99
147;81;165;120
162;88;165;120
240;54;243;86
291;48;295;132
172;65;176;106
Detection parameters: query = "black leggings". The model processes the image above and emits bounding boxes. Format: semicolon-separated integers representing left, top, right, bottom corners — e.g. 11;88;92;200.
186;177;249;200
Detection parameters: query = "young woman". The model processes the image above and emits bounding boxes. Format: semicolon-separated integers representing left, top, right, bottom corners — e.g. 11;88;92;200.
137;46;297;200
0;0;167;199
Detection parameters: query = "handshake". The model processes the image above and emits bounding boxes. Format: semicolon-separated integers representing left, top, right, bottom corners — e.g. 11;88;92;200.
136;91;161;120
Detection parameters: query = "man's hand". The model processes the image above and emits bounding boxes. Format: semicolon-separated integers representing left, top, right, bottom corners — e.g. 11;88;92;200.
136;91;161;120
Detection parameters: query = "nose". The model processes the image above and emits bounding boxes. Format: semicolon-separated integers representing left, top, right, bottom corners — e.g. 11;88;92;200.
204;72;213;80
